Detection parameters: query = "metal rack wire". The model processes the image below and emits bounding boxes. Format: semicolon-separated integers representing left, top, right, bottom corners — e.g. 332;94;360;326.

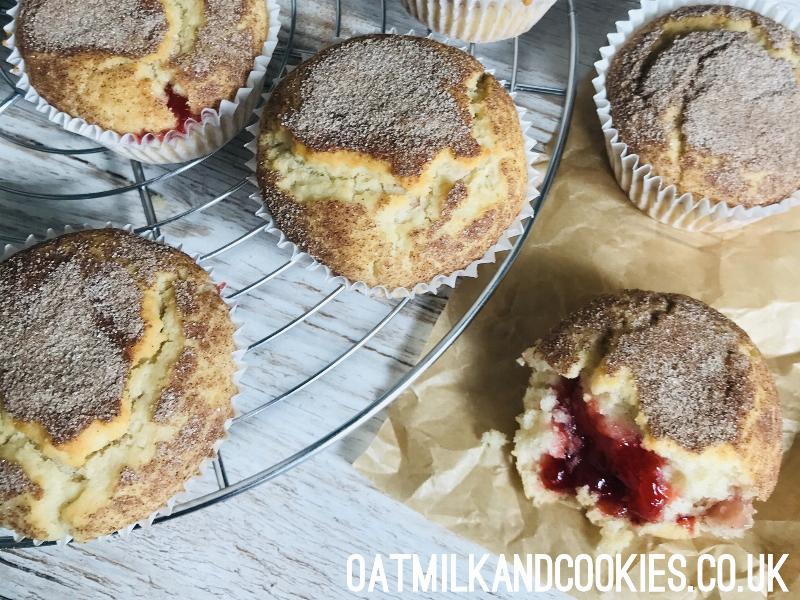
0;0;578;548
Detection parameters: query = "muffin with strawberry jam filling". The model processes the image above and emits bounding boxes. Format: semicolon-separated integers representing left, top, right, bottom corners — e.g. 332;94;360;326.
513;290;782;549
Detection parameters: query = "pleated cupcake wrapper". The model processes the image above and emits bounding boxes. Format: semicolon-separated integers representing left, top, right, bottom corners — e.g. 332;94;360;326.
592;0;800;232
244;35;541;299
1;223;247;546
2;0;281;164
400;0;557;43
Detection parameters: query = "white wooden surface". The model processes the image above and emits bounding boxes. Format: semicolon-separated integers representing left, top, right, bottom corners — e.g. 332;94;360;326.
0;1;639;598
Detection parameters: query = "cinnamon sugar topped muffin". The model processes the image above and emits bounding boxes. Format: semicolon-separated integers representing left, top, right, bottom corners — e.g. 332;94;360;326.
15;0;269;135
256;35;528;291
0;229;236;541
605;5;800;207
513;290;782;549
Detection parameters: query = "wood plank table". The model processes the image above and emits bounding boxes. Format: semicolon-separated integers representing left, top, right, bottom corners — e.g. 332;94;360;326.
0;1;640;597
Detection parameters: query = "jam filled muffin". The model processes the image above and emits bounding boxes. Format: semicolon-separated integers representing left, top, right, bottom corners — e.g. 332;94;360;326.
605;5;800;207
256;34;528;291
0;229;236;542
15;0;269;135
513;290;782;549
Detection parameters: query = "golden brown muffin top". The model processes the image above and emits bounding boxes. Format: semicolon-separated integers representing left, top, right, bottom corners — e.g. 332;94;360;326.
606;5;800;206
256;35;527;290
16;0;268;134
0;228;238;541
170;0;267;87
0;229;197;445
269;35;483;178
536;290;780;453
17;0;167;57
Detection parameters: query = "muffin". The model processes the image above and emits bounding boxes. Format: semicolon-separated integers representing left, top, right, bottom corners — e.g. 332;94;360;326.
0;228;237;542
512;290;782;549
9;0;274;162
595;4;800;229
400;0;557;43
255;34;528;292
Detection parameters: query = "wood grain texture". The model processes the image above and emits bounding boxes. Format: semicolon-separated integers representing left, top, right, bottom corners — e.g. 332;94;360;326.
0;1;639;598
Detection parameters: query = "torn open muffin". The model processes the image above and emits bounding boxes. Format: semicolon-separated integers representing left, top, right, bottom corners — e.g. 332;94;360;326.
512;290;782;549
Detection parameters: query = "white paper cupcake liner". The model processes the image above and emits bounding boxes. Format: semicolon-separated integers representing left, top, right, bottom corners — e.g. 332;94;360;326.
2;0;281;164
0;223;246;546
400;0;557;43
244;38;541;299
592;0;800;232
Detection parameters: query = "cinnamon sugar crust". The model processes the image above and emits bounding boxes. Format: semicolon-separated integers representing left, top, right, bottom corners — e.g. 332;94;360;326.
0;231;170;444
536;291;777;448
271;35;482;178
0;229;236;541
605;5;800;207
15;0;269;134
534;290;782;497
18;0;167;57
0;459;41;502
256;35;528;290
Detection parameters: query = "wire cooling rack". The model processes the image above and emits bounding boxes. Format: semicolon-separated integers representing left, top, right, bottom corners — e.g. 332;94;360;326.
0;0;578;548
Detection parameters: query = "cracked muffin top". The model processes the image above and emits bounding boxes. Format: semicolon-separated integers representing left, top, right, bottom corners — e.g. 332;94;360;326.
0;229;236;541
605;5;800;207
532;290;780;463
256;35;528;291
15;0;269;135
513;290;782;548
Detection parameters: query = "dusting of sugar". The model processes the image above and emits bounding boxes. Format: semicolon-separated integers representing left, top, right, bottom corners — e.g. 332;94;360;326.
153;348;197;423
118;466;139;486
681;37;800;165
603;297;754;450
173;0;252;78
274;35;482;177
18;0;166;57
606;5;800;201
0;230;173;444
536;291;761;451
0;459;41;501
639;29;800;169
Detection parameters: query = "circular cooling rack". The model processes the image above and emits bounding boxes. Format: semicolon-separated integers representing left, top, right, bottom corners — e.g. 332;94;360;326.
0;0;578;548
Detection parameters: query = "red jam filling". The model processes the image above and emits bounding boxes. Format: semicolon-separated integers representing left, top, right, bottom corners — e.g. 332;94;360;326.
539;377;673;524
128;86;201;141
164;86;199;135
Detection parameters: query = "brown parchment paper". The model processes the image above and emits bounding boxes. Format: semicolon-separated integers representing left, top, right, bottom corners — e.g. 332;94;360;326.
354;82;800;599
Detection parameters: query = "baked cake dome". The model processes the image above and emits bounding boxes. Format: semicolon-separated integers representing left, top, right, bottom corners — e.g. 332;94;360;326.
605;5;800;207
255;34;528;291
513;290;782;548
15;0;269;135
0;229;237;541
